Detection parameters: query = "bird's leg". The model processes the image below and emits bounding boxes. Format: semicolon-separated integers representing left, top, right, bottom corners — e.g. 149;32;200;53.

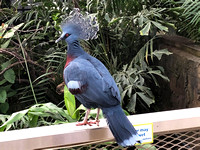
76;109;92;126
95;108;101;126
89;108;100;126
76;108;101;126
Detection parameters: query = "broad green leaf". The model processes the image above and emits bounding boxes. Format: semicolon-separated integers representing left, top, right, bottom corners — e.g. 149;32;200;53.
29;115;38;128
1;39;11;48
121;90;127;101
138;15;144;27
0;102;9;114
0;109;28;131
139;75;145;85
137;92;155;107
0;79;6;85
148;70;170;81
152;21;168;32
3;23;24;38
1;61;11;70
152;49;172;60
140;22;151;36
127;86;132;97
0;90;7;103
0;114;9;124
4;69;15;83
127;93;137;113
64;86;76;119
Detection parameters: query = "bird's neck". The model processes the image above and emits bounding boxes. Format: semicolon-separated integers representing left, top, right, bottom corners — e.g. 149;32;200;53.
64;40;85;68
67;40;85;57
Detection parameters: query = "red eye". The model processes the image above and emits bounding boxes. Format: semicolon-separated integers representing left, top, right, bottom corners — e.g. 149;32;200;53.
65;33;70;38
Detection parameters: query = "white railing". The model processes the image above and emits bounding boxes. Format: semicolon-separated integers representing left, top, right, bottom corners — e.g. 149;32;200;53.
0;107;200;150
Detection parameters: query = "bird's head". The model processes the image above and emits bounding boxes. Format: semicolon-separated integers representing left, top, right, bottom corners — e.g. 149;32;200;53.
55;8;99;44
55;24;80;43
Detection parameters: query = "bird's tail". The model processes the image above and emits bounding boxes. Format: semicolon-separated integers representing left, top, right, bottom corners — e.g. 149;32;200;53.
102;105;142;147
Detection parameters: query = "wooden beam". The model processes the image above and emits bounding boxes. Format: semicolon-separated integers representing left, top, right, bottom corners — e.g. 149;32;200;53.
0;107;200;150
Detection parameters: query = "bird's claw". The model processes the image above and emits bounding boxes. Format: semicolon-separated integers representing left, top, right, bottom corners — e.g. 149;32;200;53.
76;120;100;126
89;120;100;126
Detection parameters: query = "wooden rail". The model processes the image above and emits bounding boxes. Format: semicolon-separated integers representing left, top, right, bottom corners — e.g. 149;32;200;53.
0;107;200;150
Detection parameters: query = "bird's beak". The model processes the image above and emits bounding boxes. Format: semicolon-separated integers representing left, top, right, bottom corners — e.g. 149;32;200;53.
55;33;65;43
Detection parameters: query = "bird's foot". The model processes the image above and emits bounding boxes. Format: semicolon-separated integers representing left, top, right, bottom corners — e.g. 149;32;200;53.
89;119;100;126
76;120;100;126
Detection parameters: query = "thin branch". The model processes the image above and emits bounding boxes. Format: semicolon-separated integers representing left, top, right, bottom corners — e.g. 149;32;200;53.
0;48;24;60
17;32;38;104
0;60;46;75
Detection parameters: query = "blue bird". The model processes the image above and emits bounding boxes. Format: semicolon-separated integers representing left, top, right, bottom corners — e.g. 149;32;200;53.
56;8;142;147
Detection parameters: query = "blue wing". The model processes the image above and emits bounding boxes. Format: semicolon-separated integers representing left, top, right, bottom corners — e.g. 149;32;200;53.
63;54;120;109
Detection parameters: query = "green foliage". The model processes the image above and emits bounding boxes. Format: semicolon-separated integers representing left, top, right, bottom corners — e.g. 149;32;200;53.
0;60;16;114
178;0;200;41
0;0;73;112
64;85;104;120
113;38;171;113
1;0;198;131
0;103;75;131
64;85;80;120
85;0;173;113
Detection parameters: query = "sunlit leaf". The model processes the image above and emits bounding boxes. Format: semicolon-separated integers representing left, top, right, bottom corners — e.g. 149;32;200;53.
0;109;28;131
152;21;168;32
152;49;172;60
140;22;151;36
64;86;77;119
3;23;24;38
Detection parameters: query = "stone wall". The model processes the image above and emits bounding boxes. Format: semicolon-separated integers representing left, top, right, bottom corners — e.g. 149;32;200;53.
158;36;200;110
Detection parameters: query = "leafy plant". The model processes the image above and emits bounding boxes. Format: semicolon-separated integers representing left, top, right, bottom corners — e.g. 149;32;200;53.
0;22;21;113
178;0;200;41
0;102;75;131
64;85;104;121
113;38;171;113
0;0;187;127
0;60;16;114
64;85;81;120
0;0;75;113
83;0;174;113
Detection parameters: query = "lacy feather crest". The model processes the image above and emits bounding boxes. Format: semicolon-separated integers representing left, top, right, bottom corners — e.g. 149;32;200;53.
61;8;99;40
